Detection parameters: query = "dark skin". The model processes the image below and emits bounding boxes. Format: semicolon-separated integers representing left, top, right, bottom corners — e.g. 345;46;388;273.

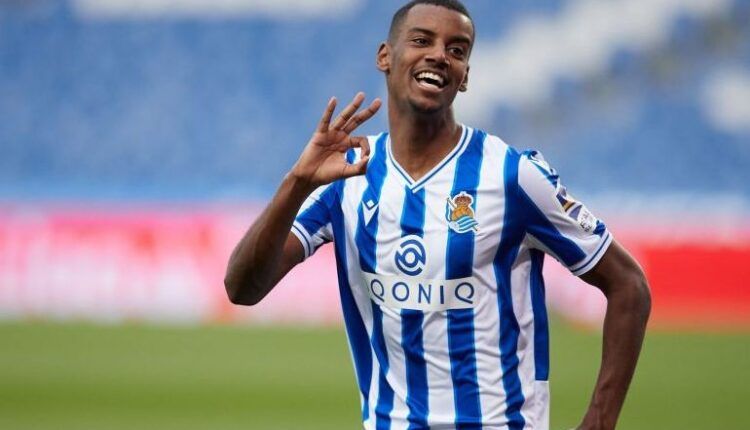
377;4;472;181
223;92;381;305
224;5;650;430
578;242;651;430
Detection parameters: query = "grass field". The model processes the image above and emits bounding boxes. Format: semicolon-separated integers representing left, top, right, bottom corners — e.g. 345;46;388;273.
1;320;748;430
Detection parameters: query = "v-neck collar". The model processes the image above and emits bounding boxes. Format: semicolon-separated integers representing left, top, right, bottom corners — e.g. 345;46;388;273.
386;124;471;192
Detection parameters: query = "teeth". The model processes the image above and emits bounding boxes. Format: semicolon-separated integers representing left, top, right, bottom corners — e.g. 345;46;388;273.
416;72;444;86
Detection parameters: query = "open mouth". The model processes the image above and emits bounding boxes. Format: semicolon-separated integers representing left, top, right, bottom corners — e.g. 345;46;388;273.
414;71;446;90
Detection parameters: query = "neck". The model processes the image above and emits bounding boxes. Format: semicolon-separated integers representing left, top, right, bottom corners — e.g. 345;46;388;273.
387;97;462;181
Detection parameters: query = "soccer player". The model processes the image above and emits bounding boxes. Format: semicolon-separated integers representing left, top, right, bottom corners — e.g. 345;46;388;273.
224;1;651;429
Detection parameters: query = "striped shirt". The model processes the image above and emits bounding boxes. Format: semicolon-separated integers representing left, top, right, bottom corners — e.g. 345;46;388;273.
291;125;612;430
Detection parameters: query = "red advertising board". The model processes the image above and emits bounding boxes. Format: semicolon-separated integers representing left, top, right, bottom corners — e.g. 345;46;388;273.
0;205;747;329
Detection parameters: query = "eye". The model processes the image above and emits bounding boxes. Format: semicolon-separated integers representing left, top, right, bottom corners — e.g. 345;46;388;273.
412;37;428;46
449;46;466;58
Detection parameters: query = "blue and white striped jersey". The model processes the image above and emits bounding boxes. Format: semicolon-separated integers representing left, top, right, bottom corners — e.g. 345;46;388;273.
291;126;612;430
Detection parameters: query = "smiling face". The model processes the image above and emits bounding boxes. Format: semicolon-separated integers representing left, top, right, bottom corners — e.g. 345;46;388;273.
378;4;474;114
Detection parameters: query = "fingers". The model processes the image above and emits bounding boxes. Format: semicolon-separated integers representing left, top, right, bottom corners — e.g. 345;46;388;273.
340;158;369;179
356;135;371;159
343;98;382;134
317;97;337;133
321;92;381;136
331;92;365;131
338;136;370;179
346;136;370;155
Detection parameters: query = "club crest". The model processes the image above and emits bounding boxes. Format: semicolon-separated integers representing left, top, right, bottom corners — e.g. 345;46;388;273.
445;191;479;234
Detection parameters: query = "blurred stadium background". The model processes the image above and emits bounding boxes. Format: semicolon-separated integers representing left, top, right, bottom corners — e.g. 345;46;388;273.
1;0;749;429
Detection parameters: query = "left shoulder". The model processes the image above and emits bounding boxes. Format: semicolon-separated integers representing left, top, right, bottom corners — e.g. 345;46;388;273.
467;127;508;152
519;149;558;178
462;127;517;171
466;127;547;170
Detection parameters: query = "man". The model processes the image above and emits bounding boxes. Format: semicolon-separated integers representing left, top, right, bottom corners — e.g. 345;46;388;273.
224;1;651;429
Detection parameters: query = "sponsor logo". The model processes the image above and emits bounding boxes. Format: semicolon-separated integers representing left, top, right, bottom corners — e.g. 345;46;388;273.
445;191;479;233
394;235;426;276
363;272;476;311
362;199;378;226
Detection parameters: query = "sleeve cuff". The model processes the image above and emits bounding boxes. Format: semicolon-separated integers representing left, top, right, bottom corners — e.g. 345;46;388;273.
291;222;313;261
569;230;614;277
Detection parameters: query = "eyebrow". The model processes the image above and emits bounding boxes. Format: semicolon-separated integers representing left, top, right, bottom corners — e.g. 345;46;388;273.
407;27;472;46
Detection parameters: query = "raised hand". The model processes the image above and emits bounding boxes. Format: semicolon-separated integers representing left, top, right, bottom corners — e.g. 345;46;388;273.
290;92;381;189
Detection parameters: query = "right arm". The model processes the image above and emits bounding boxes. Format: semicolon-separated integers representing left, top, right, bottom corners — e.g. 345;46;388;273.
224;93;381;305
223;174;314;305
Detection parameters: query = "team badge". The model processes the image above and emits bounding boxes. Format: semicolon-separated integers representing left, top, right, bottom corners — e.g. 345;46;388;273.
445;191;479;233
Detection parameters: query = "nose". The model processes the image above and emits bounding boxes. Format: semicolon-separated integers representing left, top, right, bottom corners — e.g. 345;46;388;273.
424;43;449;68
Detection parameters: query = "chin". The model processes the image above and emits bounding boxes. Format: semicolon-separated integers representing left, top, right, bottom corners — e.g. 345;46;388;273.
408;98;445;114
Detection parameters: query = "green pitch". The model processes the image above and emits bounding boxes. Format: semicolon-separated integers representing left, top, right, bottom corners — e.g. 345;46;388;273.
1;320;747;430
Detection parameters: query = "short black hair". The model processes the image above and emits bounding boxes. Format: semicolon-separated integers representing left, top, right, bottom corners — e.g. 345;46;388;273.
388;0;474;43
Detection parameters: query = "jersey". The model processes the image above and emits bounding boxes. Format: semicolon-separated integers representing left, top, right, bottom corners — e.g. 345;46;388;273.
291;126;612;430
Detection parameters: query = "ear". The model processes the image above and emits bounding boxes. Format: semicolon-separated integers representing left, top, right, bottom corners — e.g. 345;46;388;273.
376;42;390;73
459;65;469;92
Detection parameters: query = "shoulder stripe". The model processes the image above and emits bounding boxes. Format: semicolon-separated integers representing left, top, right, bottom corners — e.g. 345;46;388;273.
356;133;388;273
330;178;372;422
296;184;336;237
530;249;550;381
446;128;486;427
353;133;394;428
372;304;394;429
517;188;588;266
398;186;429;428
493;146;527;429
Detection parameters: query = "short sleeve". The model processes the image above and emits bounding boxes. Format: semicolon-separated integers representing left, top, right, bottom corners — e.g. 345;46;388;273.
516;150;613;276
291;183;337;261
